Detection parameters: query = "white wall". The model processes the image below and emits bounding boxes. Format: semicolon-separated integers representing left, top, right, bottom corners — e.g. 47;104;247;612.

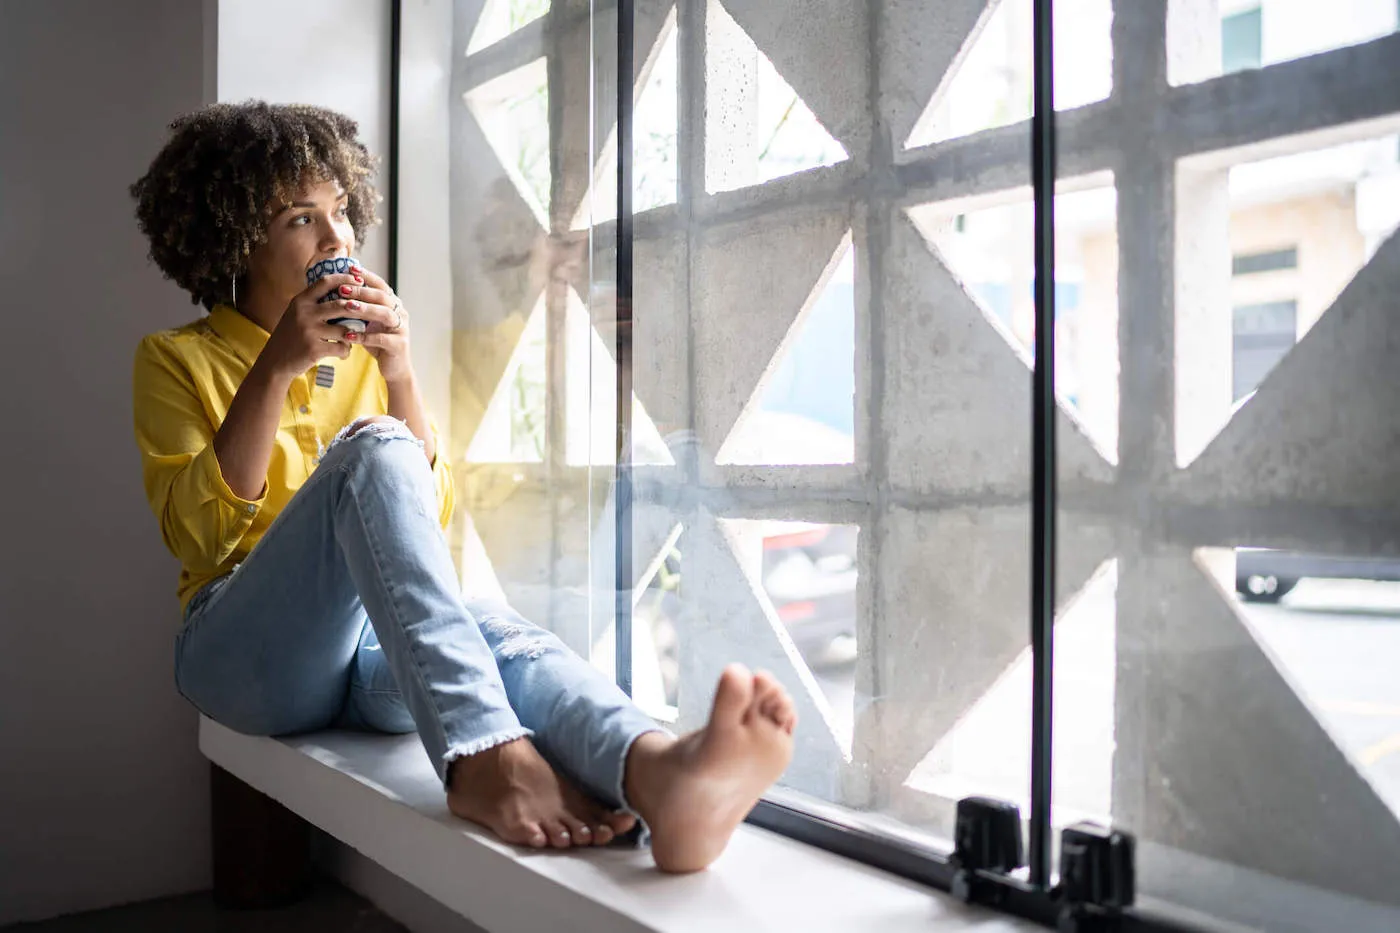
218;0;395;278
0;0;218;922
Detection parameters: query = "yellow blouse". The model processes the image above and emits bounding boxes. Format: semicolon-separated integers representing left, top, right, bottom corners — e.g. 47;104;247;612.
132;304;454;614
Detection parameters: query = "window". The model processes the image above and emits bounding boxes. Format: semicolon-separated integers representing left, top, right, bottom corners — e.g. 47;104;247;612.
1222;6;1263;73
433;0;1400;928
1232;299;1296;400
1232;247;1298;276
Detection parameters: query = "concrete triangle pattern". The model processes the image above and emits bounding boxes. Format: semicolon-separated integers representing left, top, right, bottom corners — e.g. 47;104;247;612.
463;59;552;227
567;233;688;436
880;0;992;152
693;209;850;458
867;506;1115;783
715;0;869;158
885;209;1112;497
464;295;547;464
1176;231;1400;509
556;0;675;226
1113;548;1400;906
676;510;848;801
467;0;549;54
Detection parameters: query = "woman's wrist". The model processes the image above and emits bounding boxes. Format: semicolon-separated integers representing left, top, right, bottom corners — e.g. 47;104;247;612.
249;352;298;392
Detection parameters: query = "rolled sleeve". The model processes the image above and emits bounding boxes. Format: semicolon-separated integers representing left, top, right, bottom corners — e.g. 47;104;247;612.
133;335;266;573
429;420;455;530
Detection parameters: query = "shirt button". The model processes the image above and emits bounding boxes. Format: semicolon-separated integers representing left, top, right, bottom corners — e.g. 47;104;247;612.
299;405;310;414
245;504;257;514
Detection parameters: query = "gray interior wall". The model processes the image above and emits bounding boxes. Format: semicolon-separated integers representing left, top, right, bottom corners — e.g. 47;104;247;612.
0;0;217;923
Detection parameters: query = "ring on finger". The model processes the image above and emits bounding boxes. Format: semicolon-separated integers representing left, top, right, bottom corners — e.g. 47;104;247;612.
391;300;405;331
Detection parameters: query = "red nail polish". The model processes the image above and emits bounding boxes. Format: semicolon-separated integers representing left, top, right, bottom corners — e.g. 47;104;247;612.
346;300;360;309
340;285;353;295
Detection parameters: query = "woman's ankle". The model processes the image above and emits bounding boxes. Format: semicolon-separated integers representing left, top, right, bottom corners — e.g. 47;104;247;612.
622;731;678;817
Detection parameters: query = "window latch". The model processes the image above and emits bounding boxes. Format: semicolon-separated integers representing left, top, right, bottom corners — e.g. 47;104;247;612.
949;796;1025;905
1054;821;1136;932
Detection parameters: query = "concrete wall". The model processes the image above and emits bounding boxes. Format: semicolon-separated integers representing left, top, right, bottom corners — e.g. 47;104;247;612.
0;0;217;923
445;0;1400;928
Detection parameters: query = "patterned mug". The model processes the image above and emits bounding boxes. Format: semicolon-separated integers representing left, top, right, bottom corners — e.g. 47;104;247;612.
306;256;366;334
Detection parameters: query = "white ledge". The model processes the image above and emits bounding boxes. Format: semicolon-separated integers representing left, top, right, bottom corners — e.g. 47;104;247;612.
199;716;1039;933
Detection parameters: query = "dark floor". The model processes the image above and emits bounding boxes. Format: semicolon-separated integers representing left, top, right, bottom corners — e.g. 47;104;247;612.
2;880;408;933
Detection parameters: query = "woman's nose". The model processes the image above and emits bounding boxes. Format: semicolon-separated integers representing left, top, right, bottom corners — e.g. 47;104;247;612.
321;219;351;253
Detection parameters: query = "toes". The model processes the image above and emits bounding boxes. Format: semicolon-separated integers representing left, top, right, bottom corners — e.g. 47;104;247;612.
562;814;592;846
773;692;797;732
751;669;791;726
712;663;755;722
605;809;638;837
543;819;573;849
509;820;549;849
579;804;620;845
752;669;781;697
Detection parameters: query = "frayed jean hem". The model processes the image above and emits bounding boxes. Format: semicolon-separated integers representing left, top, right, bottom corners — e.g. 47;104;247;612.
612;726;675;849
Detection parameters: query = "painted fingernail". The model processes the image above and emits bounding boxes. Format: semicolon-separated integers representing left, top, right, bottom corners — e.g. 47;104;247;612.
346;300;360;309
344;332;360;341
340;285;354;295
353;274;364;283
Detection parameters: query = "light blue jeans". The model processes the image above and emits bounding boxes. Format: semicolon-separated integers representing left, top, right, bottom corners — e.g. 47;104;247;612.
174;420;663;819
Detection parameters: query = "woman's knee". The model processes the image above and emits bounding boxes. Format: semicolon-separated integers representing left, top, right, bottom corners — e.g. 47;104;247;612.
326;417;428;476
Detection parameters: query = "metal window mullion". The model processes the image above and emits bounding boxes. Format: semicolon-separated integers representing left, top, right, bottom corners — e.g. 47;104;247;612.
614;0;636;696
1028;0;1058;891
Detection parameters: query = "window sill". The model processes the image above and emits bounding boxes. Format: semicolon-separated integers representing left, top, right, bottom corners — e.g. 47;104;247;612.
199;716;1039;933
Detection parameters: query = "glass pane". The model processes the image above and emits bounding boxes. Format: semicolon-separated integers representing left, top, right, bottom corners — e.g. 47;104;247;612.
1080;2;1400;928
468;0;551;54
906;0;1113;148
580;0;1043;852
451;0;615;663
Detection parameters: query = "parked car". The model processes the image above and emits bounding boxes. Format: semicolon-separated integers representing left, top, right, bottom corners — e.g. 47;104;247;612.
1235;547;1400;602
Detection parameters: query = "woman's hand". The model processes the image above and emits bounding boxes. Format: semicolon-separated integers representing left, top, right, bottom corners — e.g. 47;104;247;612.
258;271;366;379
337;266;414;385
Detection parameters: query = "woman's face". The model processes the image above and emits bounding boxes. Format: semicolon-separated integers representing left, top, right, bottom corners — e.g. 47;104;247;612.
246;176;355;303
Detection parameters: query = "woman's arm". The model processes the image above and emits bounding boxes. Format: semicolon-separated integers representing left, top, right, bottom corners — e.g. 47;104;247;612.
386;372;438;466
212;356;294;500
214;274;362;498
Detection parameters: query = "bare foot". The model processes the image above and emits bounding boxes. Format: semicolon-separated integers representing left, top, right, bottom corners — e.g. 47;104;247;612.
447;737;634;849
625;664;796;873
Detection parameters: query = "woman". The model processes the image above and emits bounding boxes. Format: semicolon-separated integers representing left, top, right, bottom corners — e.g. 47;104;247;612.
129;101;795;873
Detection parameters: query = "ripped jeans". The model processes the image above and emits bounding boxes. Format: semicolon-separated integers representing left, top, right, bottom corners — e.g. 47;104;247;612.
174;419;664;819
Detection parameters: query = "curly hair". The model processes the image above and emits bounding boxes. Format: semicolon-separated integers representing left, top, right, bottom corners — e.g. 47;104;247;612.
131;101;380;310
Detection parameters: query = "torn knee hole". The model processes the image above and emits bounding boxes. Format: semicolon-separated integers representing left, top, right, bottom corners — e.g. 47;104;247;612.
483;617;552;661
328;416;423;452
